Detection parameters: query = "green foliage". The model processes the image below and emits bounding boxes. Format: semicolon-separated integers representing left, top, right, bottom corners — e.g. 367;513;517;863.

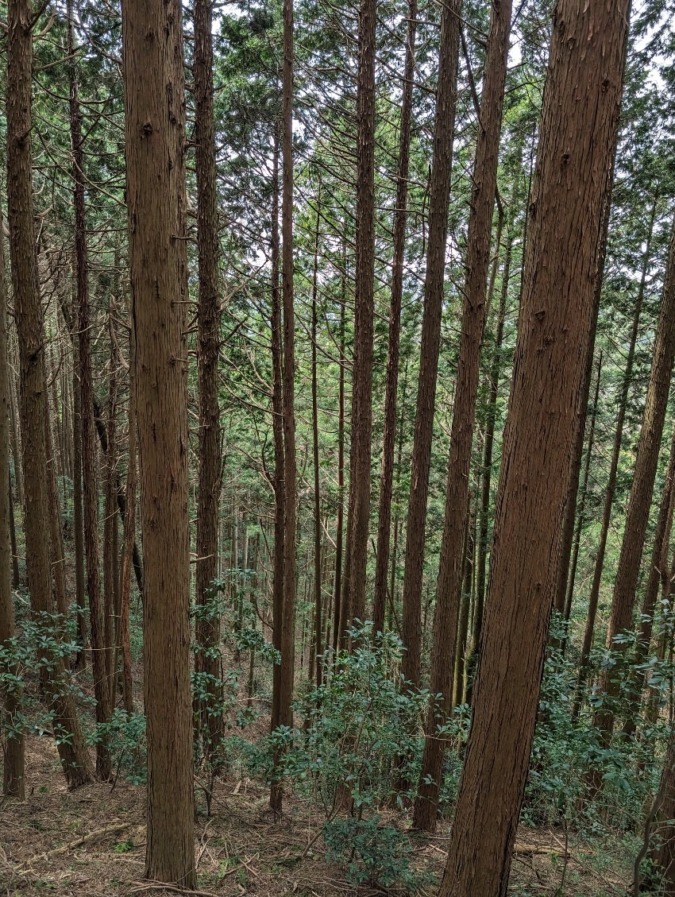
91;710;147;785
323;815;428;892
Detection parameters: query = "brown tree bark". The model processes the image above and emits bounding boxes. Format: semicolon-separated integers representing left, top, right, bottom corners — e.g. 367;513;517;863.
622;425;675;739
412;0;512;831
103;330;119;710
71;326;87;665
575;198;657;709
310;192;323;686
340;0;377;634
270;129;285;732
400;0;461;689
372;0;417;636
333;253;346;651
68;0;111;780
7;0;93;791
121;0;196;884
563;352;603;625
194;0;224;760
437;2;630;891
118;320;136;716
474;227;512;651
271;0;297;812
0;207;25;799
594;215;675;747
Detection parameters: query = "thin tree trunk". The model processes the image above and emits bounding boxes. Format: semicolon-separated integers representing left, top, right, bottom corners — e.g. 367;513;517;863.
575;197;657;708
622;425;675;739
9;476;20;589
333;260;346;651
400;0;461;689
594;215;675;748
68;0;111;780
194;0;224;760
118;320;136;715
372;0;417;635
71;320;86;665
475;228;512;651
340;0;377;634
278;0;297;746
563;352;603;626
310;190;323;687
121;0;196;884
270;130;285;734
0;207;25;799
413;0;511;831
7;0;93;790
438;2;629;891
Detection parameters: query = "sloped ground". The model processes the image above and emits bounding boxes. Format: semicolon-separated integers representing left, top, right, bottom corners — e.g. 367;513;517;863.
0;735;634;897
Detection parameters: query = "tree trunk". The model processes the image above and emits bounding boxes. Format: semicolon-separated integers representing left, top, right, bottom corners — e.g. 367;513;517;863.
340;0;377;634
474;228;512;653
7;0;93;791
372;0;417;636
622;425;675;740
270;129;285;736
194;0;224;761
594;215;675;747
563;351;603;626
575;197;657;710
412;0;511;831
68;0;111;780
333;257;346;651
0;208;25;799
400;0;461;689
121;0;196;884
271;0;297;812
310;190;323;686
438;2;629;891
119;319;136;715
71;323;86;665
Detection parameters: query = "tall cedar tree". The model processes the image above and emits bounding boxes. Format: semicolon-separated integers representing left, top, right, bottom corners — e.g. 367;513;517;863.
372;0;417;634
339;0;377;637
0;209;24;799
121;0;196;885
399;0;461;687
593;215;675;747
194;0;224;759
270;0;297;814
7;0;93;790
67;0;112;780
413;0;513;832
438;1;630;892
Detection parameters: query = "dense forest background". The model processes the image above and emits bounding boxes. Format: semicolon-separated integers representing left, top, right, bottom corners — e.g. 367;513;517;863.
2;0;675;895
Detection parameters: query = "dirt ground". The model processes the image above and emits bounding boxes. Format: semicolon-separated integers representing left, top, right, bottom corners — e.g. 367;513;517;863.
0;735;636;897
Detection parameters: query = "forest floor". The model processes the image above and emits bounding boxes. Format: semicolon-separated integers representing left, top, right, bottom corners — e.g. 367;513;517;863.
0;735;636;897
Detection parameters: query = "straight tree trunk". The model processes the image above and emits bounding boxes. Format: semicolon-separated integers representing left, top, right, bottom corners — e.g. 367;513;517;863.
271;0;298;810
310;192;323;686
438;2;630;892
119;320;136;715
333;259;346;651
68;0;111;780
594;216;675;747
71;325;86;664
400;0;461;688
474;229;513;650
194;0;224;760
575;198;657;707
0;207;24;799
9;475;20;589
412;0;512;831
121;0;196;884
7;0;93;790
372;0;417;636
563;352;603;625
270;130;285;733
623;425;675;739
103;331;119;709
340;0;377;634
